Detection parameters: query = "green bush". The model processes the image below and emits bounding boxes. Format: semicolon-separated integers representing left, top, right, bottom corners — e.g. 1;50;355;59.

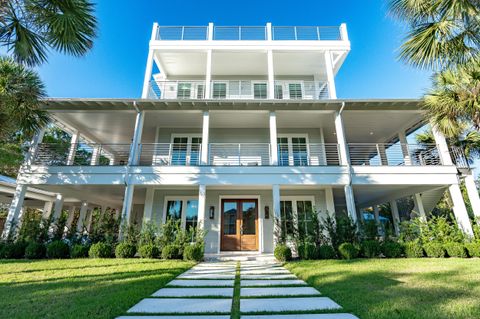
88;242;113;258
444;242;467;258
338;242;359;260
317;245;336;259
274;244;292;262
24;242;46;259
115;242;137;258
138;244;160;258
297;242;316;260
183;243;204;261
382;241;403;258
423;242;446;258
70;244;90;258
404;241;424;258
1;241;27;259
46;240;70;259
162;244;181;260
465;242;480;257
361;240;381;258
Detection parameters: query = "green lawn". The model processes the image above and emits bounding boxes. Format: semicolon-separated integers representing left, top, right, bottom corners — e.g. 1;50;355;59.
0;258;194;319
286;258;480;319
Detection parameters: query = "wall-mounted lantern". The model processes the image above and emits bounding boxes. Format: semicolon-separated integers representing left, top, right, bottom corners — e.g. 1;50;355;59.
264;206;270;219
209;206;215;219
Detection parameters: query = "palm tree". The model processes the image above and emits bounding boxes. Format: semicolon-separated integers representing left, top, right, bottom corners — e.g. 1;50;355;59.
0;0;97;66
388;0;480;70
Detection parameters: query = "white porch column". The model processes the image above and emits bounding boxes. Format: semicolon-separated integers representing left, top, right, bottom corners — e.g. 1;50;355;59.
464;173;480;219
344;185;358;224
90;145;101;165
42;201;54;219
86;209;94;232
66;206;76;229
267;49;274;99
398;131;412;165
325;187;335;218
324;51;337;99
128;111;145;165
449;184;474;237
120;185;135;231
201;111;210;165
390;200;401;236
432;125;453;165
205;49;213;98
413;193;426;221
76;201;88;233
269;111;278;165
334;111;349;166
143;188;155;224
66;130;80;165
272;184;281;245
2;184;27;239
52;194;64;220
141;22;158;99
198;185;206;229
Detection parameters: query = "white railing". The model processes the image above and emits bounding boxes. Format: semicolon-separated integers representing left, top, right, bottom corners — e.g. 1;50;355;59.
277;143;341;166
138;143;202;166
272;26;342;41
208;143;271;166
147;80;331;100
156;26;208;40
213;26;267;40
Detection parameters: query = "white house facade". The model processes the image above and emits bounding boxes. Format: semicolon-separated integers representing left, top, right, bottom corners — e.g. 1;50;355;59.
3;23;480;254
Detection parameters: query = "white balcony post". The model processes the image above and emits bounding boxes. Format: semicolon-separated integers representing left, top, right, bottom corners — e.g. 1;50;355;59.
76;201;88;233
208;22;214;41
269;112;278;165
86;209;94;232
272;184;281;245
449;184;474;237
344;185;358;224
267;50;275;99
465;173;480;219
1;184;27;239
141;23;158;99
205;49;213;98
340;23;349;41
42;201;54;219
201;111;210;165
398;131;412;165
390;200;401;236
413;193;427;221
66;130;80;165
120;185;135;237
52;194;64;220
66;206;76;229
266;22;272;41
198;185;206;230
334;111;349;166
25;127;46;166
128;110;145;166
432;125;453;165
109;156;116;166
324;51;337;99
325;187;335;218
90;145;101;165
143;188;155;224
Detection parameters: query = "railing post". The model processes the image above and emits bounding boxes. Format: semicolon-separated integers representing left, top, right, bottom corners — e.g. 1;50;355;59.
266;22;272;41
205;49;212;98
128;110;145;166
208;22;214;40
398;131;412;165
269;112;278;165
201;111;209;165
316;26;320;40
238;143;241;165
66;130;80;165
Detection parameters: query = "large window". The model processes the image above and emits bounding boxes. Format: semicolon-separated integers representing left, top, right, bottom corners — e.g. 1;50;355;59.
288;83;303;99
212;82;227;99
177;82;192;99
170;135;202;166
164;197;199;233
279;197;315;239
253;82;267;99
277;135;309;166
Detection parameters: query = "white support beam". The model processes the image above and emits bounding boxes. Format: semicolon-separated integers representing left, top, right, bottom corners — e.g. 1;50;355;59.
340;23;349;41
2;184;27;239
413;193;426;221
140;22;158;99
324;51;337;99
198;184;206;229
344;185;358;224
465;173;480;219
449;184;474;237
334;111;349;166
398;131;412;165
52;194;64;220
86;209;94;232
25;127;46;166
390;200;401;236
76;201;88;233
272;184;281;246
269;111;278;165
143;188;155;224
432;125;453;165
66;130;80;165
66;206;76;229
90;145;101;165
42;201;54;219
205;49;213;98
120;185;135;234
128;111;145;165
208;22;214;41
201;111;210;165
267;49;274;99
325;187;335;218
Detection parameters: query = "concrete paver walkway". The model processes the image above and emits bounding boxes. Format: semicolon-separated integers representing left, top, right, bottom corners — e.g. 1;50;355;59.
117;260;359;318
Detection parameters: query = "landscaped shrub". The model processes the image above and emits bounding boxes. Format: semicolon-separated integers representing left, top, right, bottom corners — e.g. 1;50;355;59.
465;242;480;257
183;243;204;261
382;241;403;258
423;242;446;258
46;240;70;259
1;241;28;259
138;244;159;258
70;244;90;258
297;241;316;260
88;242;113;258
24;242;46;259
162;244;181;260
115;242;136;258
404;241;424;258
317;245;336;259
361;240;381;258
338;242;359;259
444;242;467;258
274;244;292;262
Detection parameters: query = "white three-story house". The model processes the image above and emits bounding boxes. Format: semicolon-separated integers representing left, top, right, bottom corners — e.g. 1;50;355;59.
3;23;480;255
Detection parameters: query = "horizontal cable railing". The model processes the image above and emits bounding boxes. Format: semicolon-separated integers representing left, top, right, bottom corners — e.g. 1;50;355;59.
272;26;342;40
137;143;202;166
156;26;208;40
148;80;206;100
278;143;341;166
34;143;131;166
213;26;267;40
208;143;271;166
274;81;330;100
348;143;441;166
450;146;469;169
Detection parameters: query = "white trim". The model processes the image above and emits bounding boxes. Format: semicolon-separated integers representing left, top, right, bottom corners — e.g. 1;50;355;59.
163;196;199;230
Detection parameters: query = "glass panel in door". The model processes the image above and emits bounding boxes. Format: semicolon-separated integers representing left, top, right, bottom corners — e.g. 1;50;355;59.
292;137;308;166
190;137;202;165
223;202;237;235
277;137;289;166
274;84;283;99
171;137;188;165
242;201;256;235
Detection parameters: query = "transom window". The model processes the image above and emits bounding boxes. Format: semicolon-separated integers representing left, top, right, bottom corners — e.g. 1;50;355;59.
277;135;309;166
170;135;202;166
164;197;199;232
280;197;315;239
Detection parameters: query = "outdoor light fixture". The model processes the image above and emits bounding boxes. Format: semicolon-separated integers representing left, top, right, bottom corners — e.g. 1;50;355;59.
264;206;270;219
209;206;215;219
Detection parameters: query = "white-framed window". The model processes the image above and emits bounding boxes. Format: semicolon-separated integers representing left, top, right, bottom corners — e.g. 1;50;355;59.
212;82;228;99
176;82;192;98
274;84;284;99
170;134;202;166
288;82;303;99
252;81;268;99
279;196;315;239
163;196;199;232
277;134;310;166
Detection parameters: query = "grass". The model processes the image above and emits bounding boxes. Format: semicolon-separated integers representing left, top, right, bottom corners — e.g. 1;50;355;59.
231;262;241;319
286;258;480;319
0;258;194;319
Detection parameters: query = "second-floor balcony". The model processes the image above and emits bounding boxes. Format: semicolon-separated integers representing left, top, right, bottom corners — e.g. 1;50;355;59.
147;80;330;100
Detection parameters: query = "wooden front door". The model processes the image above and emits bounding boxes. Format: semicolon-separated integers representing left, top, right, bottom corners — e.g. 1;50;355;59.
221;199;258;251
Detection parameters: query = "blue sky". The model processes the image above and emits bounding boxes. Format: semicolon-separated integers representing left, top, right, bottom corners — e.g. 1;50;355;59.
35;0;432;99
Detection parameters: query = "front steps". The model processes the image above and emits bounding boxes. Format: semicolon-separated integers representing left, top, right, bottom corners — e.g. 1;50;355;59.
204;252;276;262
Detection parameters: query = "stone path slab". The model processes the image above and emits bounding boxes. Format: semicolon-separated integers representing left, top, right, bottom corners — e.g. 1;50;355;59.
184;269;236;275
241;269;291;275
241;274;297;279
241;279;307;286
241;287;320;297
240;297;341;313
242;315;359;319
152;288;234;297
118;317;230;319
178;273;235;279
168;279;234;287
127;298;231;314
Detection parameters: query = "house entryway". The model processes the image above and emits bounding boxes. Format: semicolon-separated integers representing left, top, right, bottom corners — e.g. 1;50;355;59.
221;199;258;251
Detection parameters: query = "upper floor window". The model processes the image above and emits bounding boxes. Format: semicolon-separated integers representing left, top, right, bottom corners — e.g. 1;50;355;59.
212;82;227;99
288;83;303;99
177;83;192;98
253;82;267;99
278;135;309;166
274;84;283;99
171;135;202;165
